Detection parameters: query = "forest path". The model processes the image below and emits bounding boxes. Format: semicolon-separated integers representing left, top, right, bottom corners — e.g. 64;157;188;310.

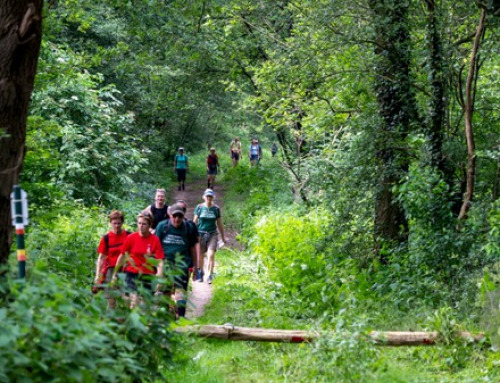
169;175;237;319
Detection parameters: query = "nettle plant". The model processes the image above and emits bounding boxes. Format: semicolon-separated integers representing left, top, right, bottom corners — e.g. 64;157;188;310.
250;210;333;313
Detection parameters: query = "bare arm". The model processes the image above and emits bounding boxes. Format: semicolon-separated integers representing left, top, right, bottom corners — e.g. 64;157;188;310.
190;244;199;269
112;253;128;280
216;217;225;242
156;260;164;278
94;253;106;283
193;214;199;225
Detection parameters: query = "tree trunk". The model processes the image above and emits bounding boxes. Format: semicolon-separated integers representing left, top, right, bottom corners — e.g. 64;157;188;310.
369;0;416;262
175;324;485;346
425;0;447;173
458;8;486;220
0;1;44;268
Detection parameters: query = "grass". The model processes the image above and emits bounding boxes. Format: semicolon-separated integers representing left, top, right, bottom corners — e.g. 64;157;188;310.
165;243;500;381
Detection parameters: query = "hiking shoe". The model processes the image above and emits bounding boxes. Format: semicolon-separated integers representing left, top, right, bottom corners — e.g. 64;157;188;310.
207;274;213;284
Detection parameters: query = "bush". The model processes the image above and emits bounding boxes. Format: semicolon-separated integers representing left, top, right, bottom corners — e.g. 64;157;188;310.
250;210;334;314
0;265;175;383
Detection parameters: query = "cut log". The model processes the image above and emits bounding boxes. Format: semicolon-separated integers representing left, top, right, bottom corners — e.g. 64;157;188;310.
174;324;485;346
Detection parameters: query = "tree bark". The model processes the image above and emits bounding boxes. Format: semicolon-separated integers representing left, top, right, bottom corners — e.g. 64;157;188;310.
175;324;485;346
425;0;447;173
369;0;416;262
0;1;43;268
458;8;486;220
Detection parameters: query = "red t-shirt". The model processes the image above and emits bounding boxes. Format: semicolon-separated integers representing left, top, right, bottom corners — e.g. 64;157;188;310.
97;230;130;268
122;232;165;275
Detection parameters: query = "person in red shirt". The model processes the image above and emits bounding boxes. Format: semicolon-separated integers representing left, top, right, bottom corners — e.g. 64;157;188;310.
113;213;165;309
94;210;130;309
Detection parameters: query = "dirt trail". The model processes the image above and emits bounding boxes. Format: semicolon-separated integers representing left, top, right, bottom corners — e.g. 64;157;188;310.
170;177;237;319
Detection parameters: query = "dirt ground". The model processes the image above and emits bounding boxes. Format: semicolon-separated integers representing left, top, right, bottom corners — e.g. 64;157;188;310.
170;176;237;319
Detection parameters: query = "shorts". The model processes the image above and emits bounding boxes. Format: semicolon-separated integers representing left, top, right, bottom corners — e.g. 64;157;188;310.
125;272;153;293
231;151;240;160
250;154;259;161
176;168;187;182
166;258;190;291
207;167;218;175
200;232;218;254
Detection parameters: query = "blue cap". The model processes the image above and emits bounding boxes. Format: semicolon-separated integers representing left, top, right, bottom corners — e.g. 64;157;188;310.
203;189;215;197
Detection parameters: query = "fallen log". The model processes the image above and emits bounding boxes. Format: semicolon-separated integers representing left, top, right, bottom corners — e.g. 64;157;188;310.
174;324;485;346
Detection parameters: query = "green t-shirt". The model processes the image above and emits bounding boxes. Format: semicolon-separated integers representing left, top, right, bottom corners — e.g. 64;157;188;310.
156;220;197;262
175;154;188;170
194;204;220;233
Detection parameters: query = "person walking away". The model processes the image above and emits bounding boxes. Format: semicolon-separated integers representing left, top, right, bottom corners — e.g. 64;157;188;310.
156;204;199;318
229;138;242;167
271;142;278;157
206;148;220;189
193;189;226;284
112;213;164;309
249;139;261;166
142;188;169;232
94;210;130;310
174;147;189;191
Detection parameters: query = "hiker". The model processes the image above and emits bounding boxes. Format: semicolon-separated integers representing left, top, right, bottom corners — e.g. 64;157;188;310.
206;147;220;189
173;147;189;191
156;203;199;318
249;138;262;166
271;142;278;157
142;188;169;232
174;199;202;282
193;189;226;284
112;213;164;309
229;137;242;167
94;210;130;309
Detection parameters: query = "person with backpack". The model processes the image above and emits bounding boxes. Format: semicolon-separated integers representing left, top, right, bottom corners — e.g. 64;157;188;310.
94;210;130;309
155;203;199;318
206;147;220;189
142;188;169;232
193;189;226;284
229;137;242;167
174;199;202;282
271;142;278;157
173;147;189;191
249;139;262;166
112;213;164;309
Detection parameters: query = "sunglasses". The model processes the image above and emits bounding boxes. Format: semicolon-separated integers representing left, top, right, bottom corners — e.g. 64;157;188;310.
172;213;184;218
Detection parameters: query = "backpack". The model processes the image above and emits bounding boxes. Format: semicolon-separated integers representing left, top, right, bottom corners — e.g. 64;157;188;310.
160;219;190;245
103;231;131;254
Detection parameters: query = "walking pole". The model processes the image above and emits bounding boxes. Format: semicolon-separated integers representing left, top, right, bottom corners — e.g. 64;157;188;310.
10;185;29;279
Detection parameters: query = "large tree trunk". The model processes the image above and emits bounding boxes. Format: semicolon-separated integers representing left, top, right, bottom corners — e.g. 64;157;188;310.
425;0;447;173
458;8;486;220
0;1;44;268
369;0;416;262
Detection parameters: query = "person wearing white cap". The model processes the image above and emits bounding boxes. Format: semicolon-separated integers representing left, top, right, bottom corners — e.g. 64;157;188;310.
174;147;189;191
193;188;226;284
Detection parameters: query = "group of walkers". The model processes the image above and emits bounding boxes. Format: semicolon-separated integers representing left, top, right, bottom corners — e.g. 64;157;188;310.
174;138;278;192
94;188;226;319
229;137;273;167
94;138;278;318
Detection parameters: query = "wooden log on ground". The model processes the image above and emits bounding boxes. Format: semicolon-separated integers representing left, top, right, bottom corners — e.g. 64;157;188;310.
174;324;485;346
